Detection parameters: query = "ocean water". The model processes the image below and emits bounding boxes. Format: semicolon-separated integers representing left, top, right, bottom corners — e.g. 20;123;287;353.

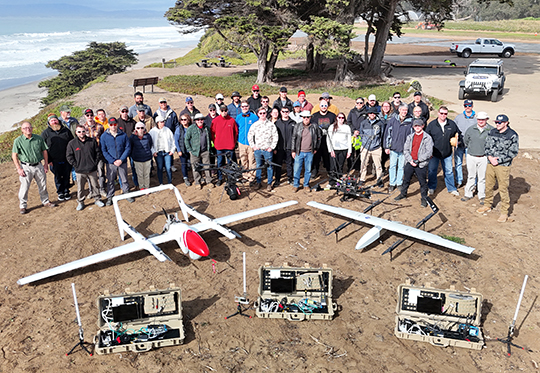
0;17;203;91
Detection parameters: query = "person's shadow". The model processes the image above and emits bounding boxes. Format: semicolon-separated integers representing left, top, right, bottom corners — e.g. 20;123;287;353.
493;175;530;215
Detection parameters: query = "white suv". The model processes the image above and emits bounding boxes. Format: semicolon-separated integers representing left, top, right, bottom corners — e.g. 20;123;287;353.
459;59;505;102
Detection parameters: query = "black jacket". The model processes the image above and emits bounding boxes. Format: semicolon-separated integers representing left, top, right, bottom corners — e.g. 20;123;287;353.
291;122;321;154
407;101;430;123
425;119;460;159
275;118;296;151
273;97;294;113
347;107;367;134
66;136;101;173
41;125;73;162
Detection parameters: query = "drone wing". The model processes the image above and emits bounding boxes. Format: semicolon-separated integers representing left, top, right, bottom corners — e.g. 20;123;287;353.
307;201;474;255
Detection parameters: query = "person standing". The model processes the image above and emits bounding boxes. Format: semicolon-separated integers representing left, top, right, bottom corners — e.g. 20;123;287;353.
290;101;303;124
94;109;109;130
228;91;242;118
248;107;279;190
326;113;351;185
453;99;477;188
359;107;384;185
291;111;321;192
273;86;294;113
384;104;413;192
59;104;79;137
391;92;403;113
236;100;258;184
179;96;200;121
311;100;336;178
247;84;261;113
135;104;156;132
174;114;193;186
150;115;176;185
12;122;56;214
274;106;297;186
211;105;238;186
130;123;153;190
347;97;367;171
101;117;133;205
128;91;152;119
41;114;74;201
407;91;430;123
425;106;461;197
185;113;214;189
297;90;313;112
312;92;339;115
461;112;493;205
117;105;138;187
477;114;519;223
394;119;434;207
66;125;105;210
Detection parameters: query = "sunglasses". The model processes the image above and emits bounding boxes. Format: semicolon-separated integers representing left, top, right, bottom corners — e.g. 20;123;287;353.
76;130;85;133
180;118;188;121
109;123;118;126
464;104;472;107
393;96;401;99
85;113;93;116
356;101;363;104
258;112;267;115
136;127;145;130
439;112;448;116
252;90;259;92
209;109;216;111
262;100;269;103
241;105;249;108
337;116;345;119
495;121;503;124
216;98;223;100
121;110;128;113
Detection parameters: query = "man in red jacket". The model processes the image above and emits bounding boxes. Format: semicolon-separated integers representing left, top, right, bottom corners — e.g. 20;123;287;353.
211;105;238;186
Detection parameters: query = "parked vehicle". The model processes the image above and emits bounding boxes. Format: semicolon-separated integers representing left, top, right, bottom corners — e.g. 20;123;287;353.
450;38;515;58
459;59;505;102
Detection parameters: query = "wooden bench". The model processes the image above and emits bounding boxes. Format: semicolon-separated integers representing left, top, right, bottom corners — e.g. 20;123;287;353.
161;58;177;68
133;77;159;93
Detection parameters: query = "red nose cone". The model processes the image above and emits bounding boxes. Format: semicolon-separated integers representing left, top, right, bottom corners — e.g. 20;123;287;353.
183;229;209;257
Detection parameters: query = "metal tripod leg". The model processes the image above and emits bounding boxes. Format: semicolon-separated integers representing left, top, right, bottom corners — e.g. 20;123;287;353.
225;303;252;319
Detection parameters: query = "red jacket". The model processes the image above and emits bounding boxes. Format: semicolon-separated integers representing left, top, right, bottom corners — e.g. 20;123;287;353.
211;115;238;150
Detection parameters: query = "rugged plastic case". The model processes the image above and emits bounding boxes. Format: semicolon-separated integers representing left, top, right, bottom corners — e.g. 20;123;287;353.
93;285;184;354
255;263;337;321
395;280;484;350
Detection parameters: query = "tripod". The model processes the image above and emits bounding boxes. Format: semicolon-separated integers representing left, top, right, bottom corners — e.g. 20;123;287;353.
225;252;252;320
66;283;93;356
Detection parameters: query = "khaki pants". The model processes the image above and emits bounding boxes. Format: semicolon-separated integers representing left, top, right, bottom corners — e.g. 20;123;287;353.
76;171;100;202
133;160;151;189
485;163;511;215
360;147;382;182
238;143;256;182
19;163;50;208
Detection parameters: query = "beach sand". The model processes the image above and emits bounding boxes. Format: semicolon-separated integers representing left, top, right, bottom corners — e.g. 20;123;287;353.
0;47;193;134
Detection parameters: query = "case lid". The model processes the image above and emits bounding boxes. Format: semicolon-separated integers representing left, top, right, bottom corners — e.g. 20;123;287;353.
258;264;333;298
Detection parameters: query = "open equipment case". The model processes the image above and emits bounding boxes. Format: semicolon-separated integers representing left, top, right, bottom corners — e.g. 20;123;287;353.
395;280;484;350
255;263;337;321
94;285;185;354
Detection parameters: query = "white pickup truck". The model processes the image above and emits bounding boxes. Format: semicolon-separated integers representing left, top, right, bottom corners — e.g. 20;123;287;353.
450;38;515;58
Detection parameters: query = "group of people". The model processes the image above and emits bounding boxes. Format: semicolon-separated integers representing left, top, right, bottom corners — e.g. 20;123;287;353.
12;88;519;222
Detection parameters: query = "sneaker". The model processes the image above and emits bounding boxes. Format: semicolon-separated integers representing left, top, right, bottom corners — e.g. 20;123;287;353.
428;189;435;196
106;198;113;206
388;185;395;193
216;180;222;187
266;185;272;192
497;214;508;223
394;194;406;201
254;183;261;190
95;200;105;207
44;202;56;208
127;197;135;203
421;199;428;208
100;190;107;198
63;192;71;200
476;206;491;214
294;186;302;193
273;181;280;188
184;178;191;187
288;179;293;185
20;208;27;214
58;193;65;201
461;196;472;202
76;202;84;211
479;198;485;205
171;166;178;172
196;183;203;190
305;187;312;193
457;182;462;188
450;190;460;197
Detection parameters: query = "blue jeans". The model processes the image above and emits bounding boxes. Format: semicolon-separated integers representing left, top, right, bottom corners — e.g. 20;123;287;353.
155;151;172;184
216;149;234;181
454;146;465;185
254;149;273;184
388;150;405;186
293;152;313;188
428;156;457;192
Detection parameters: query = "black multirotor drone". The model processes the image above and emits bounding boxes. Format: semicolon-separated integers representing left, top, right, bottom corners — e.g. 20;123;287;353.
313;172;386;202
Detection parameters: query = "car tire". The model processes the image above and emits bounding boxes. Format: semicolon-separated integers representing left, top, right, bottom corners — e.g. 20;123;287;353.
457;52;462;58
502;49;513;58
491;90;498;102
458;87;465;100
462;49;471;58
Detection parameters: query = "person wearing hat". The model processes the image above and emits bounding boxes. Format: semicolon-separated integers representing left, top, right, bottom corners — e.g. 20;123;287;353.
214;93;225;115
247;84;262;113
94;109;109;130
82;109;106;197
135;104;156;132
185;113;213;189
101;117;133;204
12;121;56;214
311;99;337;178
394;119;433;207
236;100;259;184
128;91;152;119
150;115;176;185
290;101;303;124
461;112;493;205
273;86;294;114
297;90;313;112
211;104;238;186
175;113;193;186
407;91;429;123
291;111;321;192
425;106;461;197
228;91;242;118
366;94;381;113
383;104;413;192
358;106;384;186
453;99;477;188
154;97;180;173
59;104;79;137
274;106;297;186
130;122;153;190
179;96;200;121
477;114;519;223
248;106;279;190
66;124;106;211
347;97;368;171
117;105;138;187
41;113;74;201
311;92;339;115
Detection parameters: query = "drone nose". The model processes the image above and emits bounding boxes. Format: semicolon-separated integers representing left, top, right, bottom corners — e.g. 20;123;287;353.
183;229;209;257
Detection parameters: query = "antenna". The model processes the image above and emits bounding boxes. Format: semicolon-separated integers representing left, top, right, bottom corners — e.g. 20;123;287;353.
225;252;251;319
66;283;93;356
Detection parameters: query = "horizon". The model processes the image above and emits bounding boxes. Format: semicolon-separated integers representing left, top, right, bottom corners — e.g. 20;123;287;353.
0;0;174;13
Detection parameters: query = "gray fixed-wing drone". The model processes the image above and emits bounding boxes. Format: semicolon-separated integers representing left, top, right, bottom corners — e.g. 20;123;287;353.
18;185;298;285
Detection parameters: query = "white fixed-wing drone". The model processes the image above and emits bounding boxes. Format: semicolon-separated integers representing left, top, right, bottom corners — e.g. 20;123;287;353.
307;200;475;256
18;185;298;285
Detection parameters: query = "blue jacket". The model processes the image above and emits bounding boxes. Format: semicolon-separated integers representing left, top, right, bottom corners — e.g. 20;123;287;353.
384;116;413;153
100;129;131;164
236;112;259;145
359;117;383;151
174;125;189;154
153;106;179;134
130;133;153;162
228;102;241;118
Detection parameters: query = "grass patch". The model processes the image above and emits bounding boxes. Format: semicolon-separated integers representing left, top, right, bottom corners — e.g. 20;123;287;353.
439;234;466;245
0;102;84;163
82;75;107;90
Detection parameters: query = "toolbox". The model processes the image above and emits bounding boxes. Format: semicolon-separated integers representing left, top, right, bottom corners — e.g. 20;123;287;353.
255;263;337;321
395;280;484;350
93;285;185;354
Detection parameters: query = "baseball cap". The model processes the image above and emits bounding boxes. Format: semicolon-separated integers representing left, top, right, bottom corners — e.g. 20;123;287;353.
412;119;424;126
185;96;193;103
215;93;224;100
495;114;509;122
300;110;312;117
231;91;241;98
108;117;118;126
293;101;301;107
414;91;422;97
367;106;378;114
464;99;473;105
320;92;332;99
208;103;217;110
159;97;167;103
477;112;489;120
155;115;165;123
252;84;260;91
219;104;228;111
279;86;288;93
59;104;70;112
47;114;58;122
194;113;205;120
84;108;94;116
119;105;128;111
368;94;376;101
136;104;146;111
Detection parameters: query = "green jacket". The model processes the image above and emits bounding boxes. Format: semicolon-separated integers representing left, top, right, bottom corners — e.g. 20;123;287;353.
184;124;211;157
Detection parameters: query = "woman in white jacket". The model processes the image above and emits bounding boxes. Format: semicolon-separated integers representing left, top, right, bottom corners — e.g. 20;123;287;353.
149;115;176;184
326;113;352;184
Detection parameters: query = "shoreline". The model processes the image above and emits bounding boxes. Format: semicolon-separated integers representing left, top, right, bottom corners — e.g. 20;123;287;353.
0;46;194;135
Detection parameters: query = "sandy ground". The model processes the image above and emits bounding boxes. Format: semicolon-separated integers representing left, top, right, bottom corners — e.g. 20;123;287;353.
1;39;540;373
